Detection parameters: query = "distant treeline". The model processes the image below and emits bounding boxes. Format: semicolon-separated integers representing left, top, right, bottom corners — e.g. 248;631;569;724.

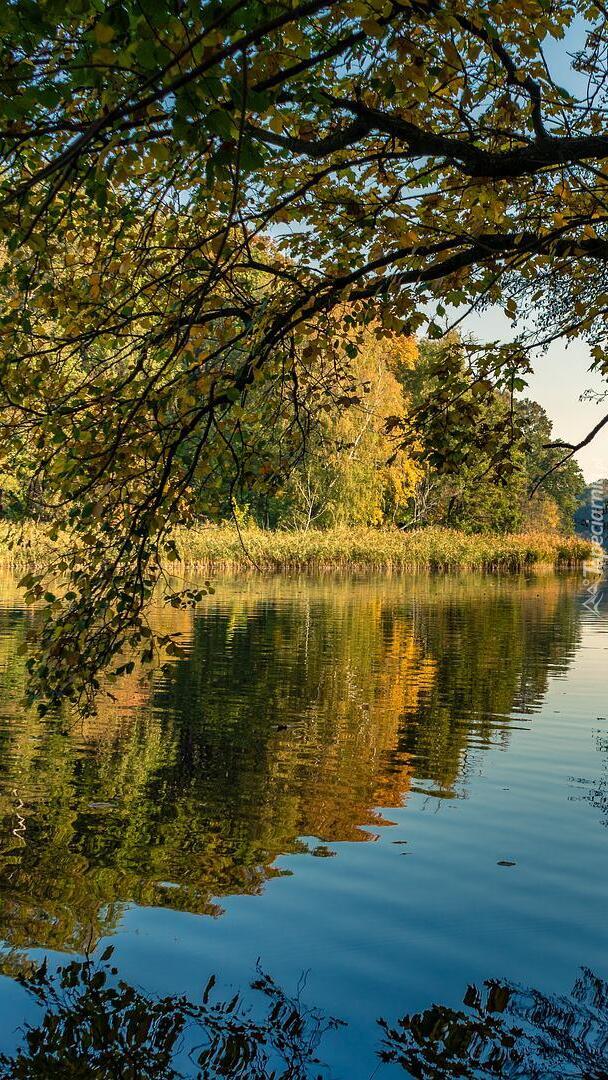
0;336;586;537
221;337;586;537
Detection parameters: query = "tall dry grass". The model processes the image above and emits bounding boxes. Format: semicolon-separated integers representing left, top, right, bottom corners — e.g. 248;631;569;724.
171;524;596;572
0;522;597;574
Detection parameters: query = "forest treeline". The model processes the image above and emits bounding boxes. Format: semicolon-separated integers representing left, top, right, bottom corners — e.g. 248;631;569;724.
1;331;584;537
201;334;584;536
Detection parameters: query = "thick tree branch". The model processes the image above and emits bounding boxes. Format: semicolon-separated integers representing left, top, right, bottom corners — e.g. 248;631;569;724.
255;99;608;179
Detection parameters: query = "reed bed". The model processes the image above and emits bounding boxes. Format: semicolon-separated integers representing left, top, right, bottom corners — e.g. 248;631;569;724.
0;523;596;574
171;525;596;572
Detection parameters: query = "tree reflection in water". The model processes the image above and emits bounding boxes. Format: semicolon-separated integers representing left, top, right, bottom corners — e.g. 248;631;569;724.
0;950;343;1079
0;575;585;957
1;954;608;1079
571;731;608;831
380;966;608;1079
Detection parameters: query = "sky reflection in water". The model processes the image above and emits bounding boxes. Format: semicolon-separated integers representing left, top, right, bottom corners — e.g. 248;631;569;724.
0;571;605;1076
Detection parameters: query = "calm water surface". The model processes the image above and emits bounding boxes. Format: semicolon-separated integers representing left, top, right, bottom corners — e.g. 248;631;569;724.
0;571;606;1075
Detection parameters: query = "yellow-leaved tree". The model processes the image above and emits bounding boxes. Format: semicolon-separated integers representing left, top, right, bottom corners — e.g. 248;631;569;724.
280;328;421;528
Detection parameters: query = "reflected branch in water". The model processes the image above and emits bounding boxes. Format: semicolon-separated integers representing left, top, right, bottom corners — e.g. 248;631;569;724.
0;951;343;1079
379;966;608;1078
3;953;608;1079
571;731;608;830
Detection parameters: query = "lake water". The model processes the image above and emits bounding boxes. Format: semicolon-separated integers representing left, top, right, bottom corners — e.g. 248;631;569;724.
0;570;606;1076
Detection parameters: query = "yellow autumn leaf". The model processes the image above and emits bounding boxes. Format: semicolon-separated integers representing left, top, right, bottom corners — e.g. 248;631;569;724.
92;48;115;65
94;23;115;44
361;19;384;37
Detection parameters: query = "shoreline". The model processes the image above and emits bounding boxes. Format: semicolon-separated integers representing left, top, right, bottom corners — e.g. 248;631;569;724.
170;525;597;573
1;524;595;574
0;523;597;575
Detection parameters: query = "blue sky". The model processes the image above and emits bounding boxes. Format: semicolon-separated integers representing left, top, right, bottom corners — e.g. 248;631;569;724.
462;308;608;483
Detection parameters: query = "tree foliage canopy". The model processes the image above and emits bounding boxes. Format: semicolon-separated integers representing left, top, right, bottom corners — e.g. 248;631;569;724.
0;0;606;709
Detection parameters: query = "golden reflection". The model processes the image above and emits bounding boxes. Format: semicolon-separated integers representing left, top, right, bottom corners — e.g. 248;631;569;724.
0;571;584;952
